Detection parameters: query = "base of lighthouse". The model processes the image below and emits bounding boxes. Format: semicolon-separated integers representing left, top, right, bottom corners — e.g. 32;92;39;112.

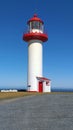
27;77;51;92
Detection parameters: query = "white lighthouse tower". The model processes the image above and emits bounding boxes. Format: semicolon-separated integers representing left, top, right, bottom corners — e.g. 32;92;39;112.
23;14;51;92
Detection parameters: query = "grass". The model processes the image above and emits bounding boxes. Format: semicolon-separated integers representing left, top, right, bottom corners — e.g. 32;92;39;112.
0;92;73;101
0;92;40;100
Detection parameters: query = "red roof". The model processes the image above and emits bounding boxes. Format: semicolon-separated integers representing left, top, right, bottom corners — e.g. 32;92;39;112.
37;77;51;82
27;14;44;24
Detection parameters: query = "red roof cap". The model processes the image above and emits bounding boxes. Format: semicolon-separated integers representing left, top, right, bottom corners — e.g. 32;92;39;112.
27;14;44;24
37;77;51;82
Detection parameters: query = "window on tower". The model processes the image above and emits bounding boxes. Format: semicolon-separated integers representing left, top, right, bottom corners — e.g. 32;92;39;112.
31;21;40;29
29;21;43;33
30;21;43;29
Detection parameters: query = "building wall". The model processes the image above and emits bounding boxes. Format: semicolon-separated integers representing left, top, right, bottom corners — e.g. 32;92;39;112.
43;81;51;92
28;40;43;91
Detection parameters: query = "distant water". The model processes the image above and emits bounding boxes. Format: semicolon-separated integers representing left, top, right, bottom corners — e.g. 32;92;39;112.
51;87;73;92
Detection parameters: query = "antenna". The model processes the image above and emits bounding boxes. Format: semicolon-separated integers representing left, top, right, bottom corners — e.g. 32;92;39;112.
34;1;39;15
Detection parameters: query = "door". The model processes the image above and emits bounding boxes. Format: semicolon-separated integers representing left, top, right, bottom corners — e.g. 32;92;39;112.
39;82;43;92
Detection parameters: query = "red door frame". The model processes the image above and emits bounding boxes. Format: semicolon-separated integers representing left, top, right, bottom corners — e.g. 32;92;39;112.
39;82;43;92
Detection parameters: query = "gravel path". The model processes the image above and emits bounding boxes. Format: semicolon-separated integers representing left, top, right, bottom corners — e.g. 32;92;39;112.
0;93;73;130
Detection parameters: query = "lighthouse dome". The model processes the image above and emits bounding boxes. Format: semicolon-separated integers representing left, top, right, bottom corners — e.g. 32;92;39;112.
23;14;48;42
27;14;44;24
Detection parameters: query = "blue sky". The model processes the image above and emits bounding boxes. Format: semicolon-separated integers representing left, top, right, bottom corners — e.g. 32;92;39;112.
0;0;73;89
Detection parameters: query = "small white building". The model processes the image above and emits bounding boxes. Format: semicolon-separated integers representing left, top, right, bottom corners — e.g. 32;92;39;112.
1;89;18;92
37;77;51;92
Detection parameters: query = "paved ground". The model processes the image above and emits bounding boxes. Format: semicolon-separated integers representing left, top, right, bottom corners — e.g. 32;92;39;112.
0;93;73;130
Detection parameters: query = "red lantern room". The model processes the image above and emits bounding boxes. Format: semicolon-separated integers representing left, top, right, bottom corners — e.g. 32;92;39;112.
23;14;48;42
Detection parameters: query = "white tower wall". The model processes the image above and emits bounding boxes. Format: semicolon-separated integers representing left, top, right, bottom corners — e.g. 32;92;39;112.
28;40;43;91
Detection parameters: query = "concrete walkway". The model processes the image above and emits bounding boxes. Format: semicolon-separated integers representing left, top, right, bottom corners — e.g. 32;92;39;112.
0;93;73;130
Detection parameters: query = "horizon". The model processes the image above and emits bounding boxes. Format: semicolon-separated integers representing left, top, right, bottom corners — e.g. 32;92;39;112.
0;86;73;92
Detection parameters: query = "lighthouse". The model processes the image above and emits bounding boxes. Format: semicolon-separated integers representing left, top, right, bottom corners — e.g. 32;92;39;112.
23;14;51;92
